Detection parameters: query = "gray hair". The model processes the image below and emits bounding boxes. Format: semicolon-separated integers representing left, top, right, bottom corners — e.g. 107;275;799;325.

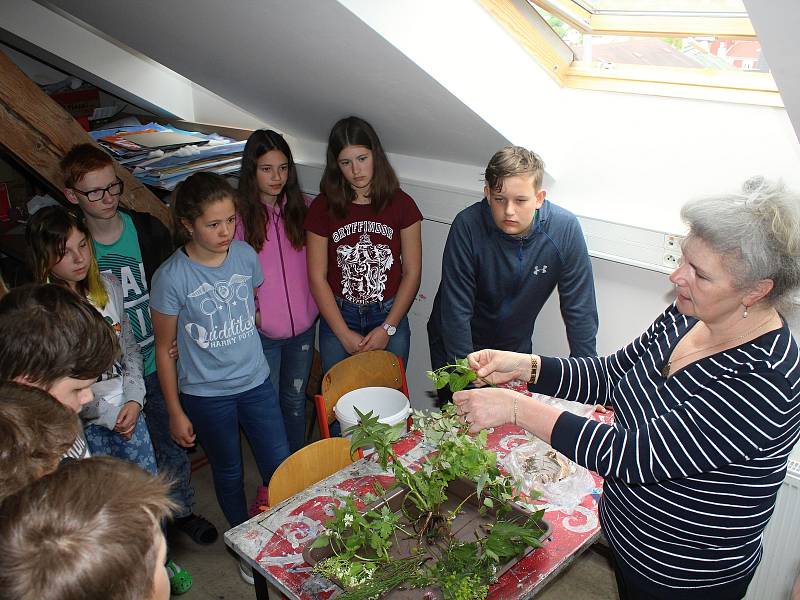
484;146;545;193
681;177;800;309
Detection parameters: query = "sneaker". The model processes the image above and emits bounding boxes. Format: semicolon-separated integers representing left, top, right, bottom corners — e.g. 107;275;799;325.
248;484;269;518
173;513;218;545
239;558;255;585
165;559;193;595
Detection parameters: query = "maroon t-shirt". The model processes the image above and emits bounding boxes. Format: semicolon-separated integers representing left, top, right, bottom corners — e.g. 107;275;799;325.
305;189;422;305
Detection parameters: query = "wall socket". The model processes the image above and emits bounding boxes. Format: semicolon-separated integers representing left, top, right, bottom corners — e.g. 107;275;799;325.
662;234;683;269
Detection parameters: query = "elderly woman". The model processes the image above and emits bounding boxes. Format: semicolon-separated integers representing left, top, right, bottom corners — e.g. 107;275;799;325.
454;178;800;600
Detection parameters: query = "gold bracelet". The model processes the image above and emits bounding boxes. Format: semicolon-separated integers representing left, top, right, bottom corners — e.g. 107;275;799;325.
528;354;539;384
513;396;518;426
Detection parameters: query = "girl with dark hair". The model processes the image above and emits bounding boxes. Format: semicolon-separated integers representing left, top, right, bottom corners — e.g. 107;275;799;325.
150;172;289;584
305;116;422;374
26;205;157;474
235;130;318;458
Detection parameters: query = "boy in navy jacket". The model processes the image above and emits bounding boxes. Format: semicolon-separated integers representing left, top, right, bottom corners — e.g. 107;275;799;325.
427;146;598;405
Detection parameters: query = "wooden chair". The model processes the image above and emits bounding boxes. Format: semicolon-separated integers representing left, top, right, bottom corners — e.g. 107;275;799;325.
314;350;410;439
267;437;356;507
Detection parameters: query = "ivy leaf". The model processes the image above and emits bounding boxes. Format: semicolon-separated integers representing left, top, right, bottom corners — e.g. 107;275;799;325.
310;534;330;549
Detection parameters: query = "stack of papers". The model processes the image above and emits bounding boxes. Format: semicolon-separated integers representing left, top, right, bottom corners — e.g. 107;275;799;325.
91;122;243;191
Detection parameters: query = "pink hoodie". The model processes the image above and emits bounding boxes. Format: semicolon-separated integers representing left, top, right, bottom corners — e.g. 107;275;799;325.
235;197;318;339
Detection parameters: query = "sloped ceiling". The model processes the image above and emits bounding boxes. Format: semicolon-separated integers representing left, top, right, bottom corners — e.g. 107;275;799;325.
40;0;508;167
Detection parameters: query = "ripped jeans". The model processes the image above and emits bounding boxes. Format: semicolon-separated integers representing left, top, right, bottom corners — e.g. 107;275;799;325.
259;324;316;453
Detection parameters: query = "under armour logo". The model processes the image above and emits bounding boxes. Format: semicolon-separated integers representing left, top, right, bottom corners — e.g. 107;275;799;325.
532;265;548;275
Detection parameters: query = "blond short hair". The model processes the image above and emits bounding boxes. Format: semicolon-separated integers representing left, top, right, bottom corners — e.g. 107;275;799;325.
484;145;545;193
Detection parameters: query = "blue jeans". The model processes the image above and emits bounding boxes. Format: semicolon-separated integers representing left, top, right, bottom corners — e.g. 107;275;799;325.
144;372;194;519
181;379;290;528
85;412;157;475
260;324;316;454
318;296;411;375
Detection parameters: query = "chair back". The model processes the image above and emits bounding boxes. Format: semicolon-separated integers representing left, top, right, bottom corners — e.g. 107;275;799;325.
316;350;408;437
267;437;355;506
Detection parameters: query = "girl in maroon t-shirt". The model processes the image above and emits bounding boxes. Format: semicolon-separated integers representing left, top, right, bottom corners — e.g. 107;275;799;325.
305;116;422;374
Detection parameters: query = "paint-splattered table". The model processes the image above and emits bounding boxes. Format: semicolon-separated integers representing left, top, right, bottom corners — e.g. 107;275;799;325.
226;409;612;600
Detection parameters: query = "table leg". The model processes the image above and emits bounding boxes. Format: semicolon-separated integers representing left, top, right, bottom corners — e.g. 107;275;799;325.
254;570;269;600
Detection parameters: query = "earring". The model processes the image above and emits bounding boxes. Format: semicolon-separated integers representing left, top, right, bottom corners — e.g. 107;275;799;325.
188;229;194;237
743;305;749;318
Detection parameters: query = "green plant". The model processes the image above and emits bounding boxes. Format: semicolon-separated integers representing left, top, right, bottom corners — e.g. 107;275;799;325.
311;403;548;600
427;358;480;392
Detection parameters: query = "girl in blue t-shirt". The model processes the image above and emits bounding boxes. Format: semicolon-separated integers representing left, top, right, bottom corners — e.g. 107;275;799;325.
150;173;289;579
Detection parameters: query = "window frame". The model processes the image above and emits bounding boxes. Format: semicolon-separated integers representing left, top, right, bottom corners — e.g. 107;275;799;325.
478;0;781;107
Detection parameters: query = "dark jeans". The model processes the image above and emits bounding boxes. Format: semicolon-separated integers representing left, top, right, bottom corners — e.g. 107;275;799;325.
144;372;194;518
318;296;410;375
181;379;290;528
260;324;316;454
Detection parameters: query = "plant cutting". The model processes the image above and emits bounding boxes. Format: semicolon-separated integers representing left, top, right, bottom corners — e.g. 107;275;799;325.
307;390;548;600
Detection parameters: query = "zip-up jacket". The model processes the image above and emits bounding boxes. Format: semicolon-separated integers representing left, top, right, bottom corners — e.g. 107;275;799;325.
235;199;319;339
427;198;598;370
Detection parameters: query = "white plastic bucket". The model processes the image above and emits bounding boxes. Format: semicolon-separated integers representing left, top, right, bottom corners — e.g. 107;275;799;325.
334;387;410;437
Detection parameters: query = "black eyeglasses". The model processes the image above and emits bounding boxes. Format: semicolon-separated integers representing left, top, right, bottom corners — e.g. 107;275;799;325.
72;179;124;202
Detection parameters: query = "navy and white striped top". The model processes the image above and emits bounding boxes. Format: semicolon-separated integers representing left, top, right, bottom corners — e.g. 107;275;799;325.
541;303;800;592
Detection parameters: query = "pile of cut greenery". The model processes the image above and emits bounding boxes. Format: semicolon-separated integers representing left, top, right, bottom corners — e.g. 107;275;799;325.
309;365;545;600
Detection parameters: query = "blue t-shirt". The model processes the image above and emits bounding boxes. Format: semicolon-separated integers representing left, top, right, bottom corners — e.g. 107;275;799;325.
150;241;268;396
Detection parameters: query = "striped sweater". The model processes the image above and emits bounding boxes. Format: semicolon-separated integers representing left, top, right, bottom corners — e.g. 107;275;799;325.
541;303;800;593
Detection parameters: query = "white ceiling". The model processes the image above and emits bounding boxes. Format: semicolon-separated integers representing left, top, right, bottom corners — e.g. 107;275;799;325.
41;0;508;167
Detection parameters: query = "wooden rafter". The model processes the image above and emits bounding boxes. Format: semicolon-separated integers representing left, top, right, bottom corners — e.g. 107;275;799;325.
0;49;169;225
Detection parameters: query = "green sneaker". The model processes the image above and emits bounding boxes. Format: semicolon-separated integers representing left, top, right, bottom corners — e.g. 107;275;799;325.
166;559;193;595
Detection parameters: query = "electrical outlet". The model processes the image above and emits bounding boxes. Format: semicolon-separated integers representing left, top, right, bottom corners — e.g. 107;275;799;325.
664;234;683;251
663;251;680;269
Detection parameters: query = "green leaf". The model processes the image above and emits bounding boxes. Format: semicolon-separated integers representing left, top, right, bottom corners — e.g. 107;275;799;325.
310;535;330;549
435;371;450;389
483;497;494;508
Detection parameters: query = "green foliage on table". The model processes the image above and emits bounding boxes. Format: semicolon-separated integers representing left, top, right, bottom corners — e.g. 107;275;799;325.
312;403;547;600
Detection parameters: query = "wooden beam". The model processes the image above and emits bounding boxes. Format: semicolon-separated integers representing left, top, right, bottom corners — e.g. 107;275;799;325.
0;49;169;225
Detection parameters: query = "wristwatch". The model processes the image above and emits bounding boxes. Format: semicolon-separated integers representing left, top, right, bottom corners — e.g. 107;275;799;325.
382;322;397;336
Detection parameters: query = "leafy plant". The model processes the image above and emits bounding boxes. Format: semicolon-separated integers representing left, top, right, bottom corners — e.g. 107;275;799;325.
427;358;480;392
312;403;547;600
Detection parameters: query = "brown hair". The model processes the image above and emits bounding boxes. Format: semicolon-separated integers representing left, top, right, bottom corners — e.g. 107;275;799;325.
0;284;118;386
60;143;114;189
0;382;81;501
320;116;399;219
484;146;545;193
0;456;176;600
238;130;307;251
172;171;236;246
26;205;109;308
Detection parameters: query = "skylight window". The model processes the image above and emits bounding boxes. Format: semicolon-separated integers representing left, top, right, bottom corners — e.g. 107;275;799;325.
479;0;779;106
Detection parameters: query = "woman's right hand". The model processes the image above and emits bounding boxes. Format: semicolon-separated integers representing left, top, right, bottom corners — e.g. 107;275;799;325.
169;411;196;448
467;349;532;385
339;329;365;355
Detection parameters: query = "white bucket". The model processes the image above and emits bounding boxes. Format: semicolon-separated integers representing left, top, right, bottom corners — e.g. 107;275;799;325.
334;387;411;437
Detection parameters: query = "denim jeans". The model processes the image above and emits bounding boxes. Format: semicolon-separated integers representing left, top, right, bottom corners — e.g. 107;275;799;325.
260;324;316;454
143;372;194;518
318;296;411;375
181;379;290;528
84;412;157;475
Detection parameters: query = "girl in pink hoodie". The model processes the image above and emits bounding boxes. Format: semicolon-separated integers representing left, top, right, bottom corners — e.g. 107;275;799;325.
236;130;318;466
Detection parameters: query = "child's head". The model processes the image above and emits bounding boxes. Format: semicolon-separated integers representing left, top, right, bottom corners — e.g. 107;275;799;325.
483;146;547;237
239;130;306;250
61;143;122;222
172;171;236;252
0;456;176;600
0;284;117;410
0;382;81;501
26;205;108;307
321;116;399;218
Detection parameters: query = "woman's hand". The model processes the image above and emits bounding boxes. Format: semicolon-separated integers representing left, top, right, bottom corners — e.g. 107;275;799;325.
453;387;517;434
338;329;365;355
114;401;141;440
467;349;531;385
359;326;390;352
168;339;179;361
169;410;196;447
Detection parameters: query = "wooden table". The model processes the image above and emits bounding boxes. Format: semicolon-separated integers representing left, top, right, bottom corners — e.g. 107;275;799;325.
225;406;613;600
